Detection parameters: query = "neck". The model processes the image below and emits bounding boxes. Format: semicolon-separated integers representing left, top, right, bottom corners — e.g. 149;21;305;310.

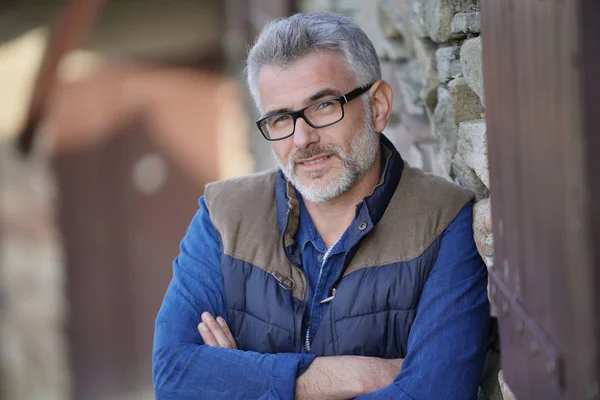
304;151;382;248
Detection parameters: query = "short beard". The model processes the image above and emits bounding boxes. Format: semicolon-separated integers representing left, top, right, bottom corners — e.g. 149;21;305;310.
273;102;379;204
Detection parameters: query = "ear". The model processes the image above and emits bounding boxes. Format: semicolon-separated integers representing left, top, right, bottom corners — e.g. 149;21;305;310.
368;80;393;133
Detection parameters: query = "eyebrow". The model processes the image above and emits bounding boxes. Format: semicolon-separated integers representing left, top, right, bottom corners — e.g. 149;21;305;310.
262;87;344;118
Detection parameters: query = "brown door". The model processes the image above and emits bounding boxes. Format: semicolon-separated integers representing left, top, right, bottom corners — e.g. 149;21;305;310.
482;0;600;398
55;127;217;399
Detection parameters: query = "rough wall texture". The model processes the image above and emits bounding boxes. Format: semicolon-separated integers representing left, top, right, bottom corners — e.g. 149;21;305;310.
300;1;512;399
0;142;71;400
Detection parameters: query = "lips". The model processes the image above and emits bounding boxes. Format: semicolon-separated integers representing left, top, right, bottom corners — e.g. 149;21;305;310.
296;154;332;166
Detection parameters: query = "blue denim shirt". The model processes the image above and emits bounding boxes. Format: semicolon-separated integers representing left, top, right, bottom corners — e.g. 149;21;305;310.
295;192;350;352
153;190;489;400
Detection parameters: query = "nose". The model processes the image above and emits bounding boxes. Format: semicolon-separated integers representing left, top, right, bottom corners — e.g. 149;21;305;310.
293;117;320;149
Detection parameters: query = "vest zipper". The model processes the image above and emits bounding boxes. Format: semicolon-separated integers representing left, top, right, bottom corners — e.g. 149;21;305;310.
304;240;339;351
281;206;310;353
304;323;311;351
295;266;309;353
301;285;310;351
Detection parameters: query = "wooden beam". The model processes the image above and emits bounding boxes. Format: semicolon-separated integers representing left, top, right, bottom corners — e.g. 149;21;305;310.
16;0;105;155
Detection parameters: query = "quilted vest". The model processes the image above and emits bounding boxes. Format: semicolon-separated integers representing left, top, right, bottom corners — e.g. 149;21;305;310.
204;138;473;358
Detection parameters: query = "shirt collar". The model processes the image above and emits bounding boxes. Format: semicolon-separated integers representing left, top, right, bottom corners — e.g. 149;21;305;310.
296;192;324;253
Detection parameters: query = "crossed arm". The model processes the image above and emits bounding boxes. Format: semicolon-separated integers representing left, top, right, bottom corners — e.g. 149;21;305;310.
152;197;401;399
152;199;489;399
196;310;403;400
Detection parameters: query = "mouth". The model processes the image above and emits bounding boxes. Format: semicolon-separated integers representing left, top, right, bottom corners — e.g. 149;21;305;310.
295;154;333;170
297;154;332;165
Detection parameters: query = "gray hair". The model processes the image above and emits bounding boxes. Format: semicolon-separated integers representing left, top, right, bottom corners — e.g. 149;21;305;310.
245;12;381;109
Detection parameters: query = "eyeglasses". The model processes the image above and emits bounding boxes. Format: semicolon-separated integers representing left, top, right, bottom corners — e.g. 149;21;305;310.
256;83;374;141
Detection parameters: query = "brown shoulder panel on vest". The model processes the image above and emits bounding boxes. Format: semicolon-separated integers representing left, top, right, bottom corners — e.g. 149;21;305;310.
204;170;307;301
344;162;475;276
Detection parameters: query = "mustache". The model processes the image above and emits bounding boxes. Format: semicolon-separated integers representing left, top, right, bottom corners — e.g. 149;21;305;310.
290;144;343;164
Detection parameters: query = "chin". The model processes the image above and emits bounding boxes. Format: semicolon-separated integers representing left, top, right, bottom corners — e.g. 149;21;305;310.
298;174;346;200
298;169;334;184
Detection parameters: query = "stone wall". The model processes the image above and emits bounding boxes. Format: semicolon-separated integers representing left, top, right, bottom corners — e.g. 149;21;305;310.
300;1;511;399
0;142;71;400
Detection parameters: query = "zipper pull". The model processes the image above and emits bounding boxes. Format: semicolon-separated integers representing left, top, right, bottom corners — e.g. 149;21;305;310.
320;287;336;304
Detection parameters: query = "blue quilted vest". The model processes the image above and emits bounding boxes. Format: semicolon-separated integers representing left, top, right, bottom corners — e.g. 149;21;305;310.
204;136;473;358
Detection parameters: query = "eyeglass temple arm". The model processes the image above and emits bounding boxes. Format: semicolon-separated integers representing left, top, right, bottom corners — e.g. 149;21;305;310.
341;83;374;104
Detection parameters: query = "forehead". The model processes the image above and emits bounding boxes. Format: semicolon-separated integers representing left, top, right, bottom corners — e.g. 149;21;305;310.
257;51;354;112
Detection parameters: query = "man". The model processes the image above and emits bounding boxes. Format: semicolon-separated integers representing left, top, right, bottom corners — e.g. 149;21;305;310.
153;12;490;400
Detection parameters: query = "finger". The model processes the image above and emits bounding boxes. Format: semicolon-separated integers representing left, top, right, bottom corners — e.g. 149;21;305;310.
201;312;235;348
198;322;219;346
216;316;237;350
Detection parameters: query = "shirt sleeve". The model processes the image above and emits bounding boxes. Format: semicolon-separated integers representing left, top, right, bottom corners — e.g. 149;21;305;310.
152;196;315;400
356;203;490;400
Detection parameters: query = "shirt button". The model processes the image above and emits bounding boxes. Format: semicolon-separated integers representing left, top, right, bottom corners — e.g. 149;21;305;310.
359;221;368;231
317;254;323;262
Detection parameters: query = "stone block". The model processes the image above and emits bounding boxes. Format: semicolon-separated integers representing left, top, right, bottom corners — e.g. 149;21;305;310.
451;12;481;34
384;40;412;61
378;0;417;45
418;0;480;43
473;197;493;260
499;370;518;400
411;0;429;38
394;59;426;116
413;37;440;115
381;61;403;121
449;77;485;123
452;152;489;200
378;1;404;40
448;0;480;12
405;143;426;170
355;1;410;61
385;124;425;169
379;0;422;56
431;85;457;172
434;147;454;181
0;142;70;400
460;36;484;106
415;139;440;173
436;45;462;83
457;119;489;188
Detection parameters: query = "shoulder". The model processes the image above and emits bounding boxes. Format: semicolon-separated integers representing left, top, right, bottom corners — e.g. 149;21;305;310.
397;165;474;209
204;169;279;207
204;169;279;212
382;164;475;261
203;169;280;238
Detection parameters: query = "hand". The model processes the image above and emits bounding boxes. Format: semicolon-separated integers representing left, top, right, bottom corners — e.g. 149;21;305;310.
197;312;238;349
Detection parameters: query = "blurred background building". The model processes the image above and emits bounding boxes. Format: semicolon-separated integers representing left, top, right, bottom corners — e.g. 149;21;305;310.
1;0;599;400
0;1;289;399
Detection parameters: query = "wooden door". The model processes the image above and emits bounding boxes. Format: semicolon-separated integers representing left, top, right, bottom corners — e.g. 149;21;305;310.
55;126;217;399
482;0;600;398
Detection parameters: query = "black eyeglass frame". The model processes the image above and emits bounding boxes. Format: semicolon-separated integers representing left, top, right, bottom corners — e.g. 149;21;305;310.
256;83;374;141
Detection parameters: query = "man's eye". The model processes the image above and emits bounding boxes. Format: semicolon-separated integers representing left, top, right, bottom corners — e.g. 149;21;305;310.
272;115;291;126
317;101;333;110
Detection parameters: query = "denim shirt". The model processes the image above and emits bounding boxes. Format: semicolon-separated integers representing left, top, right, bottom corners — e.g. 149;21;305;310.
153;187;489;400
296;192;350;352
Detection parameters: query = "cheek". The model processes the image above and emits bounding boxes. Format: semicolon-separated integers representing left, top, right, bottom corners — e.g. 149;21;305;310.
325;124;357;151
272;142;293;163
336;108;366;141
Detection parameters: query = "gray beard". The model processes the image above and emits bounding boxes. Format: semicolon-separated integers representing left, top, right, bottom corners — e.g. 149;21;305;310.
273;116;379;204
